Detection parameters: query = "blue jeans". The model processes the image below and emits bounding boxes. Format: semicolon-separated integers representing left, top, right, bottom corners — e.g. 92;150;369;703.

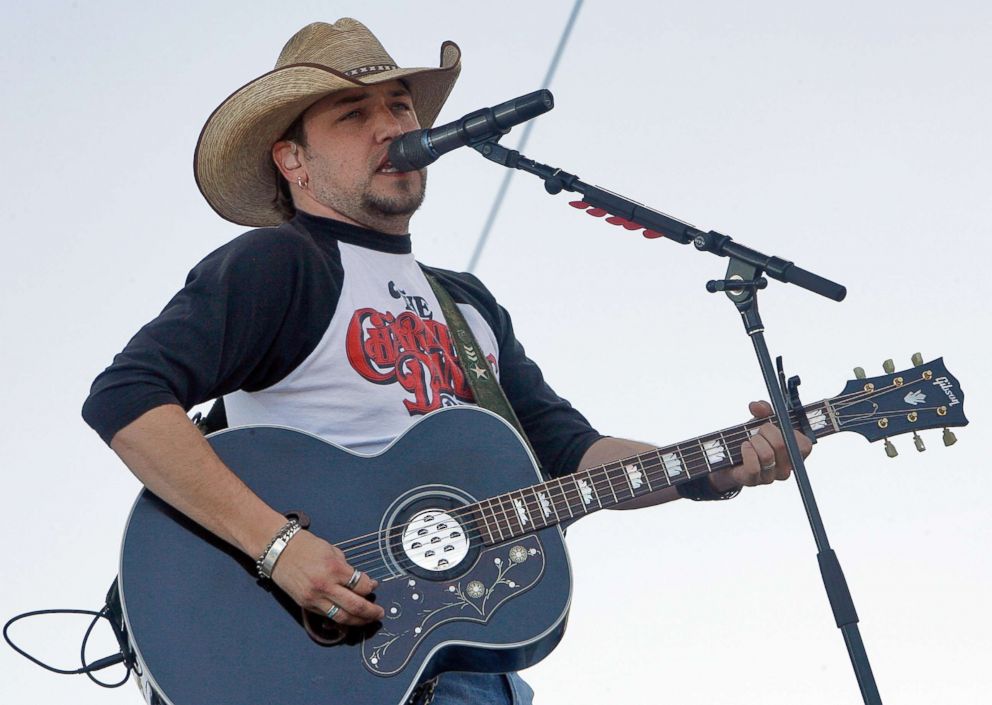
431;672;535;704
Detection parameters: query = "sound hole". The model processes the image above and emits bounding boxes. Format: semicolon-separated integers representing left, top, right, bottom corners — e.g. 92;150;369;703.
387;493;481;582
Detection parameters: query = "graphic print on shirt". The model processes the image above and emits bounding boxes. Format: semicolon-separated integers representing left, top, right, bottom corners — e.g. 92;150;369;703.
346;281;496;415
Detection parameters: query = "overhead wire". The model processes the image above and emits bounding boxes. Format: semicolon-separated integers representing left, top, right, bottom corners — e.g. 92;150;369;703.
466;0;584;273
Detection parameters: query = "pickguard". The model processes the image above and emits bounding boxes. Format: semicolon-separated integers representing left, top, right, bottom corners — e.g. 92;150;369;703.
363;535;545;675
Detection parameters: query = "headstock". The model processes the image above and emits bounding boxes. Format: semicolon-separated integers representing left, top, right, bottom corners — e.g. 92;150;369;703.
829;355;967;453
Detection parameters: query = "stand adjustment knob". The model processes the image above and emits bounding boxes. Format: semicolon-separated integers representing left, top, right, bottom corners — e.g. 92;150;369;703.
884;438;898;458
883;359;895;374
854;367;866;380
943;428;958;446
911;352;924;367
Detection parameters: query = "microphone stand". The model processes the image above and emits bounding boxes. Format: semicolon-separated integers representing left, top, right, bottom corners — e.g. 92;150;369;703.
473;138;883;704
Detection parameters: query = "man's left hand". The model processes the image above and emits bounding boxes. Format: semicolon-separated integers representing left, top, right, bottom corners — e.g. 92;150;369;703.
713;400;813;490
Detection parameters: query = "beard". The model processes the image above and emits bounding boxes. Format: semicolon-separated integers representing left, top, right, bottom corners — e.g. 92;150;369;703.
362;169;427;217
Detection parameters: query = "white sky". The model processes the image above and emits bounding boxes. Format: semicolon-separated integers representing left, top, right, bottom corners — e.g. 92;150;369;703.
2;1;990;704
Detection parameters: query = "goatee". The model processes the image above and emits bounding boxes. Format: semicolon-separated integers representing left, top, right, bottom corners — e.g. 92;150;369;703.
364;171;427;217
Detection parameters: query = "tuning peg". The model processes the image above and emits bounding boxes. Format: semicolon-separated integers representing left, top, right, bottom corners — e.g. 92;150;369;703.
854;367;866;379
943;428;957;446
883;359;895;374
913;432;926;452
911;352;923;367
884;438;898;458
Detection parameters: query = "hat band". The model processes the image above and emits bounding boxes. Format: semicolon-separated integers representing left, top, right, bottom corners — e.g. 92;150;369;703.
344;63;399;77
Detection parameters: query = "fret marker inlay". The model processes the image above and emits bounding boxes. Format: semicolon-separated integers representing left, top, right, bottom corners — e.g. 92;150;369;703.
703;439;727;464
806;408;828;431
513;498;529;526
577;478;594;505
625;464;644;489
661;452;684;477
537;492;552;518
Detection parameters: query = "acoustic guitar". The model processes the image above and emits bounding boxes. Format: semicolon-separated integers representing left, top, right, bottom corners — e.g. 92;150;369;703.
117;357;966;705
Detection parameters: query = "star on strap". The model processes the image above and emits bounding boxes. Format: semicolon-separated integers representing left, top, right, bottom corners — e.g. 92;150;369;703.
470;364;489;379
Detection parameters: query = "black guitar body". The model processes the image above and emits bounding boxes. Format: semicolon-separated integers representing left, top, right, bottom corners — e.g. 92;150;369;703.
118;407;571;705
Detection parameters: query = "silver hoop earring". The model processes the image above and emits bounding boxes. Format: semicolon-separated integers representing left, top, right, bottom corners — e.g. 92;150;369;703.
296;176;308;189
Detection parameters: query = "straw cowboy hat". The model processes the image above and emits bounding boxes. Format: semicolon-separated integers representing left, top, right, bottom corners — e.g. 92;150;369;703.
194;18;461;226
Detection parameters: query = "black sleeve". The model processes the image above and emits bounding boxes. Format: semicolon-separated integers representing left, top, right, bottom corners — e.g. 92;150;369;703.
82;225;340;444
425;268;604;478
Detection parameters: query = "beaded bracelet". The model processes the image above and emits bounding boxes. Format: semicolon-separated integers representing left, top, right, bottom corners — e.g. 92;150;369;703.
256;520;302;579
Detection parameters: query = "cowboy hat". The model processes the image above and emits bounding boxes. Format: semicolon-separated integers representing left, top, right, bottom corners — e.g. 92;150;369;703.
194;18;461;226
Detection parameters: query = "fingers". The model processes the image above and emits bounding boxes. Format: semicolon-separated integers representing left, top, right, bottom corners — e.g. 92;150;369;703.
350;570;378;597
749;400;773;419
271;532;384;625
327;576;385;622
739;435;776;487
752;424;789;481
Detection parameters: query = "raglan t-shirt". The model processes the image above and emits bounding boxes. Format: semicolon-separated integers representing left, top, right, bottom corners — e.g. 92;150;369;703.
82;211;601;479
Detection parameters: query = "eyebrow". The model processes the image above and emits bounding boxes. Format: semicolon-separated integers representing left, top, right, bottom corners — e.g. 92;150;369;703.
331;88;412;108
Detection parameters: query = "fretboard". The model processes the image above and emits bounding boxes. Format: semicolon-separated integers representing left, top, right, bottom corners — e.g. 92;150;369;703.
470;400;838;545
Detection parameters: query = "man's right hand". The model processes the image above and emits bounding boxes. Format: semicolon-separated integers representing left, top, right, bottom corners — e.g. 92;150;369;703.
271;530;385;625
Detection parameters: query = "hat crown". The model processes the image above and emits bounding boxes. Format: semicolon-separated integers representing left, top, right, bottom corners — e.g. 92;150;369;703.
275;19;398;76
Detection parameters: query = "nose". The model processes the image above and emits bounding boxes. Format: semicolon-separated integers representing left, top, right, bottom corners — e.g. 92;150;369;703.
372;105;406;144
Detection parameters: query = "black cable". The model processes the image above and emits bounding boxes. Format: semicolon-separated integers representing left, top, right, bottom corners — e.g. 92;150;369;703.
4;608;130;688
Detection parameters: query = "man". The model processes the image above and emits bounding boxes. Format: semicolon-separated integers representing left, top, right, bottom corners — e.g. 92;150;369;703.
82;19;810;705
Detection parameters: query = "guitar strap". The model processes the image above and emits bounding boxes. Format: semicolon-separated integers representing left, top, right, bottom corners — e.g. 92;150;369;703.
423;271;542;472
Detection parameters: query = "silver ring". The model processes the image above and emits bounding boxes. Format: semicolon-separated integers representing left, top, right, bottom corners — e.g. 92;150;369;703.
761;461;777;472
325;603;340;620
345;569;362;590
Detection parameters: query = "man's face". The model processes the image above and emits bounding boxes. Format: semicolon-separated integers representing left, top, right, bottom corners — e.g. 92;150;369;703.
293;80;425;233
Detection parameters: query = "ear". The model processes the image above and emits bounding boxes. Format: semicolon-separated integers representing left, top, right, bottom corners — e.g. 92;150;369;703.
272;140;302;181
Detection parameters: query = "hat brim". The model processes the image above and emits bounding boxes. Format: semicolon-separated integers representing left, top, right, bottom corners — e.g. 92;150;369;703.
195;41;460;227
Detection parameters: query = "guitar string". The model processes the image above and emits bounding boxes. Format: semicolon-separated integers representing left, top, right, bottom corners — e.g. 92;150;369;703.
353;398;937;582
336;381;942;574
337;408;812;572
340;387;934;575
344;374;930;559
345;406;837;575
344;402;927;579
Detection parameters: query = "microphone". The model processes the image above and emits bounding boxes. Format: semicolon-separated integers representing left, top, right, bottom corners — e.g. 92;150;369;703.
388;89;554;172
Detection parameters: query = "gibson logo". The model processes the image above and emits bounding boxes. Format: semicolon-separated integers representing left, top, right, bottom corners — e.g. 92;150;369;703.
933;376;960;406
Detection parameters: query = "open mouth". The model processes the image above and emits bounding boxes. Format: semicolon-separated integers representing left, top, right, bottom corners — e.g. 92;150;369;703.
376;159;400;174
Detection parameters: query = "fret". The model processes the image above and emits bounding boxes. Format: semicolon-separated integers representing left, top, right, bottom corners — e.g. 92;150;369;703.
635;457;655;492
619;461;637;497
571;473;595;512
510;492;529;532
570;475;590;513
473;503;495;545
484;499;504;543
697;435;730;474
522;487;541;529
519;489;538;530
530;485;553;526
495;494;516;539
602;466;620;505
555;477;574;520
811;402;838;434
538;484;561;524
499;493;524;537
696;439;712;474
587;469;603;509
659;447;684;485
480;503;497;545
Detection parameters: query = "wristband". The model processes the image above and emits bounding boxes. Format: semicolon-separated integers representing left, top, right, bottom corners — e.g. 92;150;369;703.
676;476;741;501
256;520;302;579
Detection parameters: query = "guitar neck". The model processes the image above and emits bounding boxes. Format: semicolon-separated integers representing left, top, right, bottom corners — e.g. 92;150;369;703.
472;400;839;544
